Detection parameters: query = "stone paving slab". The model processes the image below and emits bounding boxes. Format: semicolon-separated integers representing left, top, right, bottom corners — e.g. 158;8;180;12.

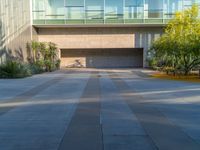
110;72;200;150
0;76;65;116
0;72;63;100
0;71;90;150
58;72;103;150
119;70;200;145
100;73;156;150
104;135;156;150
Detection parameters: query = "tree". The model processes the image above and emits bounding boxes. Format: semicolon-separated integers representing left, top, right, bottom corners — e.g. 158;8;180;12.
48;42;58;66
31;41;40;63
149;5;200;75
29;41;60;72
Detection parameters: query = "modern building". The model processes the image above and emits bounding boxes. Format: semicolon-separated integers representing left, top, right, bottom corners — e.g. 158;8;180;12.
0;0;200;68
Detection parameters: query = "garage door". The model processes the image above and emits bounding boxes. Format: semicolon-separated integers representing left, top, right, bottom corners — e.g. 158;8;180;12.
61;48;143;68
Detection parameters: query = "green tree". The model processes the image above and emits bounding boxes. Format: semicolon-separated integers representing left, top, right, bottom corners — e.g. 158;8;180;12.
28;41;60;73
149;5;200;75
48;42;58;67
31;41;40;63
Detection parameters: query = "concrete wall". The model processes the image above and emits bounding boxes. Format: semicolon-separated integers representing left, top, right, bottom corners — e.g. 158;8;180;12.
32;27;39;41
37;27;164;67
0;0;32;63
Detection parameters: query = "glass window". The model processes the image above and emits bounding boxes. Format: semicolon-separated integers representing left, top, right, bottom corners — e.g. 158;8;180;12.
183;0;192;9
46;0;64;19
125;0;143;6
33;0;45;11
32;0;45;19
33;12;45;20
105;0;123;20
66;7;84;19
146;0;163;18
194;0;200;4
85;0;104;20
164;0;182;19
65;0;84;19
125;0;144;19
65;0;84;6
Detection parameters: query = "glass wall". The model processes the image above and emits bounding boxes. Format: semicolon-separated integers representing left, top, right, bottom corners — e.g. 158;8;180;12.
125;0;144;22
33;0;45;23
85;0;104;23
46;0;65;19
145;0;163;18
32;0;200;25
164;0;182;19
65;0;84;24
105;0;124;23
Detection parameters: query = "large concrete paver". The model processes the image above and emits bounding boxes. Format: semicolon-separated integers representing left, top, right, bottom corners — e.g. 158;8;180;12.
119;71;200;144
112;70;200;150
58;72;103;150
100;72;156;150
103;136;155;150
0;72;63;100
0;71;90;150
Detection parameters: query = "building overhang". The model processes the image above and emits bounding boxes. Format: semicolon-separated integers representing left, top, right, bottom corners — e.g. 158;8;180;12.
33;24;166;28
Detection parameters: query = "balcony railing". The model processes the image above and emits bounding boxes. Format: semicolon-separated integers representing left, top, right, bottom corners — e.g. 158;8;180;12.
33;18;172;25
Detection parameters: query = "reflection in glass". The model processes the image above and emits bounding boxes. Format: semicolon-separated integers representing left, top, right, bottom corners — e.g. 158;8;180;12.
32;0;45;19
65;0;84;6
31;0;200;24
65;0;84;19
85;0;104;20
105;0;123;20
125;0;144;19
146;0;163;18
46;0;64;19
164;0;183;18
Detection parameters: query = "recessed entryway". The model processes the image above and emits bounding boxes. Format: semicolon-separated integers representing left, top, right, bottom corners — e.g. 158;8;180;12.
60;48;143;68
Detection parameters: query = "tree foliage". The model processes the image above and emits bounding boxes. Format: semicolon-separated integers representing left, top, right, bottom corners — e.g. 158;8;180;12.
0;41;60;78
30;41;60;72
149;5;200;75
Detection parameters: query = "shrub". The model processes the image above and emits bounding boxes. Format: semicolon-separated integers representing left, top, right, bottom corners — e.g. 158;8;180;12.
29;61;45;74
29;41;60;72
148;58;157;69
0;61;31;78
55;59;61;69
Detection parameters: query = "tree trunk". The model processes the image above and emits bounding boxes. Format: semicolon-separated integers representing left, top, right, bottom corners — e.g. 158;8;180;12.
184;69;189;76
173;71;176;76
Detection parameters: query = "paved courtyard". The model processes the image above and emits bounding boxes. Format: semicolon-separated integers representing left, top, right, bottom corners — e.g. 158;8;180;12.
0;69;200;150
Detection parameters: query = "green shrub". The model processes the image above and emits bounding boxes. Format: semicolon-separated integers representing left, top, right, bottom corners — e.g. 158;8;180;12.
44;60;52;72
163;67;175;75
29;41;60;72
148;58;157;69
55;59;61;69
29;61;45;74
0;61;31;78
